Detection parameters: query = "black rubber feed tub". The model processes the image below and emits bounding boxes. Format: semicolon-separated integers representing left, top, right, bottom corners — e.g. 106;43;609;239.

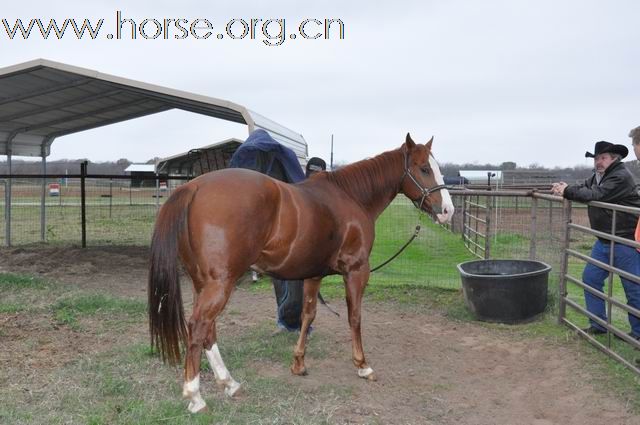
457;259;551;324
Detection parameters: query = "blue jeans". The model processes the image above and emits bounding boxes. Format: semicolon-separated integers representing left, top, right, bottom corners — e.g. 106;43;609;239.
272;278;304;331
582;239;640;336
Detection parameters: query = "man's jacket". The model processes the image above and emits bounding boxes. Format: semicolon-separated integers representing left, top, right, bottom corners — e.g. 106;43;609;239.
564;160;640;240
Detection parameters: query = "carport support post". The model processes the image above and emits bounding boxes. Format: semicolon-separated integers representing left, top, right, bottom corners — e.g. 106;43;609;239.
40;154;46;242
5;151;11;246
557;198;572;325
80;161;87;248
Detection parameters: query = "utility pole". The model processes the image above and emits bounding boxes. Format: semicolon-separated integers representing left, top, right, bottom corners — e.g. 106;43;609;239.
330;134;334;170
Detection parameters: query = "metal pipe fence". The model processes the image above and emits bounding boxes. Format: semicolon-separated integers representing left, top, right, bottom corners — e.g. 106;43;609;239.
449;189;640;376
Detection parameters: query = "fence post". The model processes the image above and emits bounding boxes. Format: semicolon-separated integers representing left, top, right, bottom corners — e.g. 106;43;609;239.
485;194;492;259
109;179;113;219
155;173;160;210
450;195;456;233
474;195;480;257
529;196;538;260
80;161;87;248
461;195;467;242
557;198;572;325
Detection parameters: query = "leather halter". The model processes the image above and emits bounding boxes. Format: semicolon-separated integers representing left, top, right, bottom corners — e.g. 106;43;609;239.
402;149;448;210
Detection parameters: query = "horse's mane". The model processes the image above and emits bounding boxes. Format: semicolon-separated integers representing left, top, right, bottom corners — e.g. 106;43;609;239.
325;148;404;208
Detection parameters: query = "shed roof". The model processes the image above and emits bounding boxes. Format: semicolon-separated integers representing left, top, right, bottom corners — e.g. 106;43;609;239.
156;138;243;176
0;58;307;158
124;164;155;173
459;170;504;182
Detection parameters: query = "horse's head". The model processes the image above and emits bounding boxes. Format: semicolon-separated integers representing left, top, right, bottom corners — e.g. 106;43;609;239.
400;133;455;224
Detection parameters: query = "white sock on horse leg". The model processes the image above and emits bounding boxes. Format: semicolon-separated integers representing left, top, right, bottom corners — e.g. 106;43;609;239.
358;367;374;378
205;343;241;396
183;374;206;413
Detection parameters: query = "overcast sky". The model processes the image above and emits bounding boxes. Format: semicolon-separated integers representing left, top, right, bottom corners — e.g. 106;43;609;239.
2;0;639;168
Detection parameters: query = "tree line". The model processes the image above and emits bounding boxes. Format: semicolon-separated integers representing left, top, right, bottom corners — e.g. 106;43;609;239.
1;157;639;184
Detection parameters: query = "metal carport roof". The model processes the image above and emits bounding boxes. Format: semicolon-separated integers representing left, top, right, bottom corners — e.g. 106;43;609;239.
0;58;307;158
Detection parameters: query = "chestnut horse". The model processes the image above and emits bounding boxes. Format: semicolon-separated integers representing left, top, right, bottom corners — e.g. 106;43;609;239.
148;134;454;413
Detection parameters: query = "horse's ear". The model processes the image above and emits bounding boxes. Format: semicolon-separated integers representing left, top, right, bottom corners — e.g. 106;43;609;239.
425;136;434;150
405;133;416;150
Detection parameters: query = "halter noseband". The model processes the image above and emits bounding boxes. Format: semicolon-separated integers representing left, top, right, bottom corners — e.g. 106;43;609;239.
402;149;448;210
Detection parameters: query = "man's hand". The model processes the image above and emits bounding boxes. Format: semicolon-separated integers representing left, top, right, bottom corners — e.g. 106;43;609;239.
551;182;568;196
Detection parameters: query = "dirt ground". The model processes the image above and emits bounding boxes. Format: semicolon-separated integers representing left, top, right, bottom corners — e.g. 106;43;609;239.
1;245;639;425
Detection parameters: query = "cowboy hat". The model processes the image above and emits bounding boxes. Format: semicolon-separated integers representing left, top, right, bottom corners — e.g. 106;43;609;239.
585;141;628;159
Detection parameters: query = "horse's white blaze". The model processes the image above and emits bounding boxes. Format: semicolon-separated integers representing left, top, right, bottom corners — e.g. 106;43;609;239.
183;375;206;413
358;367;374;378
205;343;240;396
429;155;455;224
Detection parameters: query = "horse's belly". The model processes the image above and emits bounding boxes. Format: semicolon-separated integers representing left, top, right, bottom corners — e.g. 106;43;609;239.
251;251;334;280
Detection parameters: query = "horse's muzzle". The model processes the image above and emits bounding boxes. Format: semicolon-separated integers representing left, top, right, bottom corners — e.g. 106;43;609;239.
433;203;454;224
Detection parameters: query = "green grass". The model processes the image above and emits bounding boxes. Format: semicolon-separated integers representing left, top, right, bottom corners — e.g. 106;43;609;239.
52;293;146;329
0;272;56;314
0;272;48;290
34;324;339;424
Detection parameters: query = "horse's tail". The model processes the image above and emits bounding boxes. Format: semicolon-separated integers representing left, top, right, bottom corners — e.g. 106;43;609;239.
148;184;196;365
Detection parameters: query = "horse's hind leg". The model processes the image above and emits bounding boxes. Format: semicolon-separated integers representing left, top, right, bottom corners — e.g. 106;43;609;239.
204;330;241;397
344;269;376;381
183;280;237;413
291;277;321;376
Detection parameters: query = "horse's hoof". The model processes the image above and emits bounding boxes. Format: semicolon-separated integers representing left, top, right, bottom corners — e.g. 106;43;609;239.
290;365;308;376
187;399;207;414
224;380;241;397
358;367;376;380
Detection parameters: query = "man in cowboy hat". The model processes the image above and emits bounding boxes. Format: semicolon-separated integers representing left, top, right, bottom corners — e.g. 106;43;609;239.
552;141;640;341
632;127;640;249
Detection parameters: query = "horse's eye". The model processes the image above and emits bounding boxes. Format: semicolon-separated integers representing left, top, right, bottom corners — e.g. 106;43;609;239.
421;167;429;175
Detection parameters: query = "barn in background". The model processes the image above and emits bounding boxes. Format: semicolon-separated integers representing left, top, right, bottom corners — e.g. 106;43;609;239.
124;164;156;188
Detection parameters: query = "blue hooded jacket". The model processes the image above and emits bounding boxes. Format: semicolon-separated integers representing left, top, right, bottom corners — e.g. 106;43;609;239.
229;129;305;183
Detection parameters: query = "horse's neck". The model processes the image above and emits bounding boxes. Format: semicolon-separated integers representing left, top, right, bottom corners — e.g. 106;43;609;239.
328;149;404;220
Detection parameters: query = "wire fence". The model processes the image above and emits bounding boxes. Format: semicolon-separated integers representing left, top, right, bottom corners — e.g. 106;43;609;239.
0;178;611;287
0;178;581;290
0;175;187;246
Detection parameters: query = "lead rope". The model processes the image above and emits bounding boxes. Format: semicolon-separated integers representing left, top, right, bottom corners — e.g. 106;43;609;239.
370;223;422;273
318;214;424;317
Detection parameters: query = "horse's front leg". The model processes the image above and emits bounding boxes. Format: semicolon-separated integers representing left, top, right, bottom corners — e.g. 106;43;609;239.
291;277;321;376
344;268;376;381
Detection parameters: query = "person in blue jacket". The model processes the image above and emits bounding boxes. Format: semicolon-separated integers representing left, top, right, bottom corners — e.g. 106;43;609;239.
230;130;326;332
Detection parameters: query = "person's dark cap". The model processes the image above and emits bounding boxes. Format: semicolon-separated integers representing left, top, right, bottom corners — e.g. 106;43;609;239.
585;141;628;159
306;157;326;176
